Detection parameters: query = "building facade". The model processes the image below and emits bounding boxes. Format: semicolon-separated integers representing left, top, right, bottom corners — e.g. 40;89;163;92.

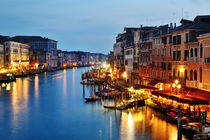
112;15;210;93
0;44;4;68
11;36;58;69
4;41;30;69
186;33;210;91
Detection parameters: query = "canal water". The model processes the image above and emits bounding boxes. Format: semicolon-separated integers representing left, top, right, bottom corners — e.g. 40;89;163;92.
0;67;187;140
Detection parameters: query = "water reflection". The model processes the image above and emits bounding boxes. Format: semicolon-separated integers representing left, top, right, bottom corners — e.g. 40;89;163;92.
9;78;30;135
34;75;39;98
119;107;187;140
63;69;67;96
0;68;189;140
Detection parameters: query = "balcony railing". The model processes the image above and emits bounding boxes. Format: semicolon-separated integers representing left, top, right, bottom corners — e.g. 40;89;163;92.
187;57;199;63
186;80;197;88
205;58;210;63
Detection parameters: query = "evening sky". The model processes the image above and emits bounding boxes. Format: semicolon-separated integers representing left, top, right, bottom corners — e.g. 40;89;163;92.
0;0;209;54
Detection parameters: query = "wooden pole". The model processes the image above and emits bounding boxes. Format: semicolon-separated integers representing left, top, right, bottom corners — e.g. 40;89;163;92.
177;105;182;140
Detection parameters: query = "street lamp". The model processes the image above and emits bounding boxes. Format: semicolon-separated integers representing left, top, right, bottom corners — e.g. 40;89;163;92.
123;71;127;82
35;63;39;69
172;80;182;94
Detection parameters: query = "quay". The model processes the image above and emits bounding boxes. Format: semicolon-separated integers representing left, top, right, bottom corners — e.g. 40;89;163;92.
81;64;210;139
0;65;93;84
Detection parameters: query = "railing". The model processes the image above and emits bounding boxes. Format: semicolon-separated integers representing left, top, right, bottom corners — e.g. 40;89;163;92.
186;80;197;88
140;37;153;43
187;57;199;63
169;76;186;83
205;58;210;63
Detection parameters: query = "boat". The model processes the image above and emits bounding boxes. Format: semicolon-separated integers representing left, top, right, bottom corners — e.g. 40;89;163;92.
0;73;16;83
182;122;210;136
85;96;102;102
103;102;118;109
14;72;28;78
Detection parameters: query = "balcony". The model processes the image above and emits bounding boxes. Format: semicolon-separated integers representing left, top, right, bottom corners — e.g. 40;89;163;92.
187;57;199;63
205;58;210;63
140;48;149;53
140;37;153;43
186;80;197;88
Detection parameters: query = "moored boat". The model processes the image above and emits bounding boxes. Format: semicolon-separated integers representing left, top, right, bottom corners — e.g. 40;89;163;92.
85;96;102;102
182;122;210;136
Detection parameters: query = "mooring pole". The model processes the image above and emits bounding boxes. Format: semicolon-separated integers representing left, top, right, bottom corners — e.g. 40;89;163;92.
177;105;182;140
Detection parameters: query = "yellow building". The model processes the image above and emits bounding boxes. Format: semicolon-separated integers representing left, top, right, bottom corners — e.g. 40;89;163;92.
4;41;30;69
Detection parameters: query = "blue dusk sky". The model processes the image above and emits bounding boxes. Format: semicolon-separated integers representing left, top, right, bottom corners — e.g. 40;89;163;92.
0;0;210;54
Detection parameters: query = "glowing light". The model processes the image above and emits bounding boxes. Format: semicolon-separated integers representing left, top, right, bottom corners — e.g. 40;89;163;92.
175;80;179;84
109;69;112;73
172;84;175;88
35;63;39;68
2;83;6;87
102;63;106;68
179;68;184;73
177;84;181;89
123;72;127;79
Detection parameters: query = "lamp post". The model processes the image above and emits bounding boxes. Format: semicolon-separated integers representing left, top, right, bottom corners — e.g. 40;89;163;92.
35;63;39;70
123;71;127;83
172;80;181;94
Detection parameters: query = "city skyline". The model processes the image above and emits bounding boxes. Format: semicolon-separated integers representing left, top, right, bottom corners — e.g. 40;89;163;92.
1;0;210;54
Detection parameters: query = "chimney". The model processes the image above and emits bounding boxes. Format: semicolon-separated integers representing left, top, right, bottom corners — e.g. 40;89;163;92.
140;25;143;28
170;23;173;29
174;23;176;28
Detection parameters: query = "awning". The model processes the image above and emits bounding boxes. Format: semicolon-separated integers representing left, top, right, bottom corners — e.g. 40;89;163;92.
133;85;157;90
151;91;210;105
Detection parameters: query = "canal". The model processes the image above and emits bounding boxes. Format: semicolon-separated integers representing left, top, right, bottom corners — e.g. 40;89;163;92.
0;67;187;140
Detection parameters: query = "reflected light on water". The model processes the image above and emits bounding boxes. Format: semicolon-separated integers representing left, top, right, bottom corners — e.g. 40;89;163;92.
35;75;39;98
63;69;67;96
10;78;30;134
72;69;76;95
120;108;186;140
6;83;11;91
120;112;135;140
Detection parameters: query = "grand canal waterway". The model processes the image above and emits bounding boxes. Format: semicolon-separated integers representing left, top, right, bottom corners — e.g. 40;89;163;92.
0;67;187;140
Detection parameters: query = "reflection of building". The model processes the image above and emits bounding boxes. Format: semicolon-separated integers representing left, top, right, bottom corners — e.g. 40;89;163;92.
4;41;30;69
0;44;4;68
11;36;57;69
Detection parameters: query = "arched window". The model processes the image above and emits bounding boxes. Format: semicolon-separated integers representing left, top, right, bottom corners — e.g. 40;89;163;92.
190;48;193;57
194;70;197;81
200;67;202;83
195;48;197;57
190;70;193;80
200;43;203;58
